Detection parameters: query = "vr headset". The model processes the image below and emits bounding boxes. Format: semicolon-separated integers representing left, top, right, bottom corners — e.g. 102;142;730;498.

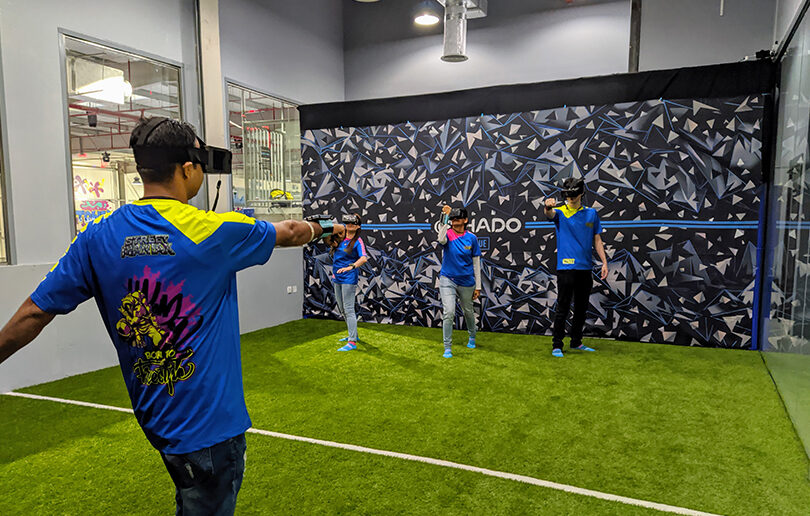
561;177;585;198
130;117;232;174
448;207;468;220
341;214;361;225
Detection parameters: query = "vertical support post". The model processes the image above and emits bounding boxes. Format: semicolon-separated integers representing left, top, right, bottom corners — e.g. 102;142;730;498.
198;0;230;212
628;0;642;73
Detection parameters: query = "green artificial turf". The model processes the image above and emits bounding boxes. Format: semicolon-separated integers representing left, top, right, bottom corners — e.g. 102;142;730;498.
2;319;809;515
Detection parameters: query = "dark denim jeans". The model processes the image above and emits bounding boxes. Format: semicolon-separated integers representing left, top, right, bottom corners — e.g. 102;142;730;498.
160;433;247;516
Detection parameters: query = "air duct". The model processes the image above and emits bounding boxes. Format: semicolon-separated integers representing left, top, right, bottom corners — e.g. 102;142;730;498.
437;0;487;62
442;0;467;62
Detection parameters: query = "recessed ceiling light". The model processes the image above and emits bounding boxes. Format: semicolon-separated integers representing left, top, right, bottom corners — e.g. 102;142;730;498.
415;13;440;26
414;0;441;26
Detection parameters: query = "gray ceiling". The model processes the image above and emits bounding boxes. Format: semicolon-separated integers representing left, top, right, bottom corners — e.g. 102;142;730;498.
343;0;627;50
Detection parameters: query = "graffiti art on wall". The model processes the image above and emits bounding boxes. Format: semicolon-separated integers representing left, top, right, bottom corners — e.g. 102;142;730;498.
302;95;765;348
74;175;105;198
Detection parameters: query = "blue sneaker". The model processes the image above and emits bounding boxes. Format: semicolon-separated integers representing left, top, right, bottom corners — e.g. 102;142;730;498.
443;350;453;358
338;336;349;342
338;342;357;352
552;349;564;358
571;344;595;352
467;338;476;349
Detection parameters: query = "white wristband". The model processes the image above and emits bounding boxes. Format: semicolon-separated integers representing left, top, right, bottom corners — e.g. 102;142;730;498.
308;222;316;242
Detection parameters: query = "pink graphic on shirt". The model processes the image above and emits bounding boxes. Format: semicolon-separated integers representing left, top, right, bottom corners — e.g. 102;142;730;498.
446;229;466;241
115;266;202;396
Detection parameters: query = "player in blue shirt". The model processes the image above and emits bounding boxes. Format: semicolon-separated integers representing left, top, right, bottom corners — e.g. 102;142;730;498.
332;213;368;351
544;177;609;358
437;205;482;358
0;118;345;515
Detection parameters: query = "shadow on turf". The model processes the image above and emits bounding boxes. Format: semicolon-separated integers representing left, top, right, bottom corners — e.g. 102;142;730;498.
353;340;441;374
241;319;345;354
243;352;326;396
0;396;127;464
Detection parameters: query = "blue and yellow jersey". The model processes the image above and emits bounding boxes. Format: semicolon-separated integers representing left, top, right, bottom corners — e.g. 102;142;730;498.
552;204;603;271
332;237;367;285
31;198;276;454
440;230;481;287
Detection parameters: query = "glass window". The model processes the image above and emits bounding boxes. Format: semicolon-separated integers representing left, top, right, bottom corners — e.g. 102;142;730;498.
227;83;302;221
763;7;810;465
64;36;182;233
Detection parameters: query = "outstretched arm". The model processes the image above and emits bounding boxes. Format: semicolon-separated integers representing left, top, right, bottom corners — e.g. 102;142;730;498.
273;220;346;247
0;298;55;366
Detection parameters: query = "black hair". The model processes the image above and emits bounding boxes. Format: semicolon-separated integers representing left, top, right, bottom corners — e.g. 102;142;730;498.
345;213;362;252
129;117;198;184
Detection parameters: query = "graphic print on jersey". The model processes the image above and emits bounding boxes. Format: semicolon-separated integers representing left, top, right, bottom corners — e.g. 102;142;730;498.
116;266;201;396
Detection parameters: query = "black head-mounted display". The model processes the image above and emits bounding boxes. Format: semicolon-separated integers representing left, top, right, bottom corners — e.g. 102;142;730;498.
561;177;585;198
341;214;361;225
448;207;468;220
130;117;232;174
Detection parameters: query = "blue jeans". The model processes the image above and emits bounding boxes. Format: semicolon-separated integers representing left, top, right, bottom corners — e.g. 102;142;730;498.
439;275;477;350
160;434;246;516
334;282;358;342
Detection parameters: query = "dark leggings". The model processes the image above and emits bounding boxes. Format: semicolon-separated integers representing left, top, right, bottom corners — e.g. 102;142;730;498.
552;270;593;350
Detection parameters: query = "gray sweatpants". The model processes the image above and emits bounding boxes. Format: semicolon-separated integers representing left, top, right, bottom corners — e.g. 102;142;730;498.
334;283;358;342
439;275;477;351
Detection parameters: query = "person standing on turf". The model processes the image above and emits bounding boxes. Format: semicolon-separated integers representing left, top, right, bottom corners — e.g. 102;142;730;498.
0;117;345;515
331;213;368;351
437;205;482;358
543;177;609;358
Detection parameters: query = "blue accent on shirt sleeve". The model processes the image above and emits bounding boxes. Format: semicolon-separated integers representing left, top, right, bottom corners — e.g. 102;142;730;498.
471;233;482;257
223;220;277;272
31;230;94;314
594;211;603;235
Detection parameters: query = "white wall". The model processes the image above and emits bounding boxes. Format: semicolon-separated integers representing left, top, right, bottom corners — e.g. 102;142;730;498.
639;0;776;71
0;0;199;390
219;0;346;339
0;265;116;392
344;1;630;100
0;0;196;265
774;0;806;48
237;247;304;334
219;0;345;104
344;0;780;101
0;0;332;390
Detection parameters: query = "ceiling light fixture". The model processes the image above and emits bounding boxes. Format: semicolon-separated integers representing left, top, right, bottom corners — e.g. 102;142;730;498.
414;0;441;26
77;76;133;105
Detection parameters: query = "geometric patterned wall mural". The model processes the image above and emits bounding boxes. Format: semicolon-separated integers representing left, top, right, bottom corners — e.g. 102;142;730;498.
302;95;765;348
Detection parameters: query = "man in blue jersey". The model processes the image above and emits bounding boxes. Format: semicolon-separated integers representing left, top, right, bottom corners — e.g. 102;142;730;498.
544;177;608;358
0;117;345;515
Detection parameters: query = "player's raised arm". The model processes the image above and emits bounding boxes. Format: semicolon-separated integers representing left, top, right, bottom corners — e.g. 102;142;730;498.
437;205;451;244
543;198;557;220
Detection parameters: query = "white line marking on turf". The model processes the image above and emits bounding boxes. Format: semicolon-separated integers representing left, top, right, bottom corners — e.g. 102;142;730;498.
4;391;134;413
3;391;720;516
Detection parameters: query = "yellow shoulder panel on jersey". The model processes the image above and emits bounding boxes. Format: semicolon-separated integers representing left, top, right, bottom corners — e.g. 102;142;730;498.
133;199;255;245
555;205;585;218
